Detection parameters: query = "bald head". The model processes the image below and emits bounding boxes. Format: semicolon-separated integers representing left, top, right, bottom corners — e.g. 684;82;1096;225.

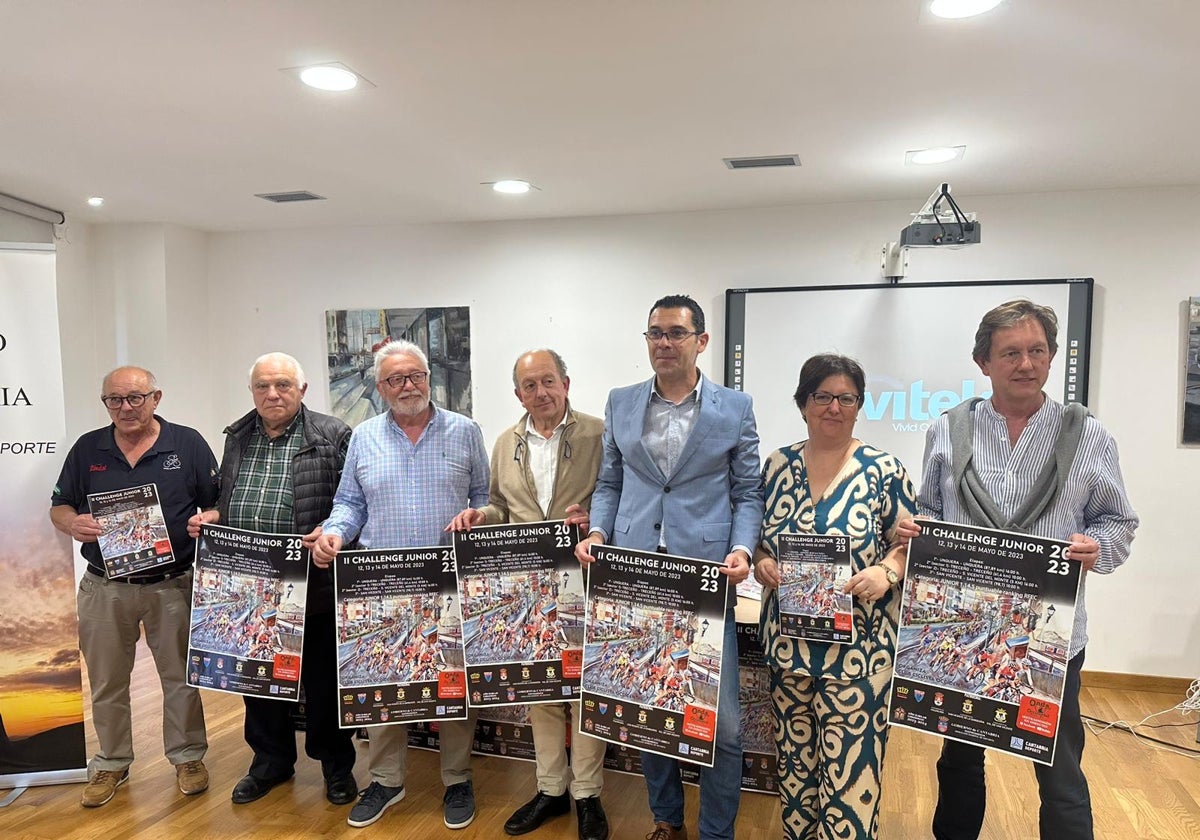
102;366;157;394
101;366;161;440
513;349;571;433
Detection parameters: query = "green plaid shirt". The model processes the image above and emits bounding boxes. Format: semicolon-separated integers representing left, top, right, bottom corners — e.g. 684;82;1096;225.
226;412;305;533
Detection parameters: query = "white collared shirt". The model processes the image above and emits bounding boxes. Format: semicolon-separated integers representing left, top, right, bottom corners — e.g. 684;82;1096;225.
525;412;568;517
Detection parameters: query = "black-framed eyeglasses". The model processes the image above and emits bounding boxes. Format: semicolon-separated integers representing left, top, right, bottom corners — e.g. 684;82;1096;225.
643;328;701;343
810;392;862;408
101;392;156;409
380;371;429;389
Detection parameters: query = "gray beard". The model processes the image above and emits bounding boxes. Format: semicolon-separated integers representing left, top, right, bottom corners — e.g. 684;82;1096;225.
389;394;430;418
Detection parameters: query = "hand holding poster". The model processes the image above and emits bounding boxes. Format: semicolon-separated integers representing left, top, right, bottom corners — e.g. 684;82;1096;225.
889;522;1080;765
88;483;174;578
454;520;583;707
334;546;467;727
580;545;727;767
777;533;854;644
186;524;309;698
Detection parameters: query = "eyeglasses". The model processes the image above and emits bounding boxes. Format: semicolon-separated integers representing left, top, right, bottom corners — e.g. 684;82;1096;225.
643;328;701;343
810;392;862;408
101;392;156;409
380;371;429;389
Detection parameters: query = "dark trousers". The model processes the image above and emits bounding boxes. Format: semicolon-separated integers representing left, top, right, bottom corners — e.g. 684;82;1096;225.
244;611;356;782
933;649;1091;840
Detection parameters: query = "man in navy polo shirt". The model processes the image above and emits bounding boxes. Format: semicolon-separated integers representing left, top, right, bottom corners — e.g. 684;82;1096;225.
50;366;219;808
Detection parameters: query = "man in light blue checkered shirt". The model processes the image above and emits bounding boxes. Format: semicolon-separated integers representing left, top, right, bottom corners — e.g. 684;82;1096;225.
310;339;489;831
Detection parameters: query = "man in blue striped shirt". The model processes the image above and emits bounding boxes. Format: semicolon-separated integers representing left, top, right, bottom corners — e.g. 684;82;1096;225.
906;300;1138;840
309;340;490;831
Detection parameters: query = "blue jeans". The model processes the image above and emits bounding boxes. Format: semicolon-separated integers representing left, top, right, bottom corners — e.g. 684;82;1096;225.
642;607;742;839
933;649;1091;840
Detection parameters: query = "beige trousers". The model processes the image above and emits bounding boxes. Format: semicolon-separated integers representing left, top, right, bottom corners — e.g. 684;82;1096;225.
529;700;607;799
77;570;207;773
367;711;478;788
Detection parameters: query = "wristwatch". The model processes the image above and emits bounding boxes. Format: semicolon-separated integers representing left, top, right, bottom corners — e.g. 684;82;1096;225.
881;563;900;586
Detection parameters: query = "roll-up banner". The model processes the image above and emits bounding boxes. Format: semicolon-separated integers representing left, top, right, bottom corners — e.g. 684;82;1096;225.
0;247;87;791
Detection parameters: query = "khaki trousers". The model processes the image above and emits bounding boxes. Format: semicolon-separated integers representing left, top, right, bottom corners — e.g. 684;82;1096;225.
367;711;478;788
77;570;207;773
529;700;607;799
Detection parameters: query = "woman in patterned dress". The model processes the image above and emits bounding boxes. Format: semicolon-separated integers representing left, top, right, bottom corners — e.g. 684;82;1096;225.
753;353;917;840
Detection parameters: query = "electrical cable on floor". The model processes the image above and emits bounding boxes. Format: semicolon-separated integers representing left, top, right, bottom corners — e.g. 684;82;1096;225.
1081;679;1200;758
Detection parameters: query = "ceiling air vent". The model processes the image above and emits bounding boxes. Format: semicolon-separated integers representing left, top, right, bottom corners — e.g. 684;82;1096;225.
722;154;801;170
254;190;326;203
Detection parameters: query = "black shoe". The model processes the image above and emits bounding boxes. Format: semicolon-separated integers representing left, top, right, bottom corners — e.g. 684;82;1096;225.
231;773;293;805
326;775;359;805
504;790;571;835
576;796;609;840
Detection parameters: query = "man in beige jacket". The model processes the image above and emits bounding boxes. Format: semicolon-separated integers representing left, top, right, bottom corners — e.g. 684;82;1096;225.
448;349;608;840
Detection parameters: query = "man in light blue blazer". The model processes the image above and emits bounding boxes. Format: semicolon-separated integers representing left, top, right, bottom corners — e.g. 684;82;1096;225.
575;294;763;840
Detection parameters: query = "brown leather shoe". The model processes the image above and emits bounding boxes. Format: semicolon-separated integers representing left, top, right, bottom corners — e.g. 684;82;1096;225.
81;768;129;807
645;821;687;840
176;760;209;795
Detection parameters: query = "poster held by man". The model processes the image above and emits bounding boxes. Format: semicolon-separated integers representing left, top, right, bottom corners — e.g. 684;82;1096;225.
187;523;310;699
88;483;174;578
890;523;1079;765
334;546;468;727
580;545;727;766
454;520;583;707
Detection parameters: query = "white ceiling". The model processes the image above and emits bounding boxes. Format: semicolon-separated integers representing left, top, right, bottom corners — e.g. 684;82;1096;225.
2;1;1196;231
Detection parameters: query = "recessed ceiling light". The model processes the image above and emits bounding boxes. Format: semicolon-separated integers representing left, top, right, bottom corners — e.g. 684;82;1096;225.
299;65;359;91
281;62;374;90
86;196;105;207
905;146;966;165
491;180;532;195
929;0;1003;19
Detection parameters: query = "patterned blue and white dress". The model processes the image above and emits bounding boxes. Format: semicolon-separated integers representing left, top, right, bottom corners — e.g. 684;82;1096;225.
759;440;916;840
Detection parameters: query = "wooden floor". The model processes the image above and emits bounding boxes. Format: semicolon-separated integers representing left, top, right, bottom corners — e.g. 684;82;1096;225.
2;648;1198;839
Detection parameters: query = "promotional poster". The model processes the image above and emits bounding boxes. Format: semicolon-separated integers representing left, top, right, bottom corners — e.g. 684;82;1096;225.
88;483;174;578
776;533;854;644
581;545;727;766
890;523;1079;765
455;521;583;707
471;704;539;762
187;524;309;699
334;546;467;727
598;624;778;795
736;622;777;793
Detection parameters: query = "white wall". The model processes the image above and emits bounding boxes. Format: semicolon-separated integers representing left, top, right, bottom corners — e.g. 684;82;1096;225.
60;185;1200;679
56;223;215;434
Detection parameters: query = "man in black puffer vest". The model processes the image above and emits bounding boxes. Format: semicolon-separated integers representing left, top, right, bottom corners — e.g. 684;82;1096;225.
189;352;358;807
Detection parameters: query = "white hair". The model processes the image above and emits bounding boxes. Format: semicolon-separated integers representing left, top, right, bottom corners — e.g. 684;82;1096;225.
249;352;307;388
373;340;429;381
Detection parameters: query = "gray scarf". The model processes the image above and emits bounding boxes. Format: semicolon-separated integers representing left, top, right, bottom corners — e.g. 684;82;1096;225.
948;397;1088;533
